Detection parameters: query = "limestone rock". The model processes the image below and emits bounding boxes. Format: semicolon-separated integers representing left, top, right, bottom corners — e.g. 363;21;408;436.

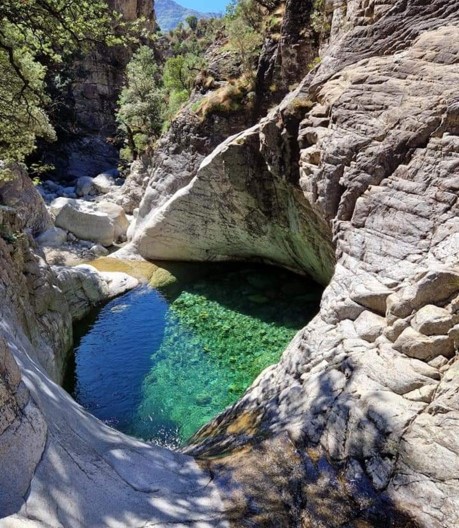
98;270;139;297
0;162;52;235
35;227;68;248
75;176;95;197
393;326;454;362
354;310;386;342
350;279;393;315
54;265;138;321
2;1;459;527
93;172;116;194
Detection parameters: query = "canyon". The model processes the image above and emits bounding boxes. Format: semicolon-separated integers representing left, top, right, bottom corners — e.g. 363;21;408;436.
1;0;459;527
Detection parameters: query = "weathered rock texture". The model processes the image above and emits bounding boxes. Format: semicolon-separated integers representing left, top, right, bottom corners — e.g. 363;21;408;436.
2;0;459;526
0;196;227;525
0;163;52;236
126;0;459;526
51;197;129;247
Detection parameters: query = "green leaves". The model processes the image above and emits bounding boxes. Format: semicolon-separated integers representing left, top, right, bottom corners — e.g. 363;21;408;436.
0;0;124;161
116;46;166;160
116;47;206;159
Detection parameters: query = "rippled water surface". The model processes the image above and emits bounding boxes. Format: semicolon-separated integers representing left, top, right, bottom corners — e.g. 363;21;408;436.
65;265;322;447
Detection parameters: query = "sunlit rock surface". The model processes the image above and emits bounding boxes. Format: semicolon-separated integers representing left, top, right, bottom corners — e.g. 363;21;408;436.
126;1;459;525
1;0;459;526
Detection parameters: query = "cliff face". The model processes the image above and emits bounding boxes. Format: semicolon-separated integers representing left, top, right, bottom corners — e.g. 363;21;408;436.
71;0;155;137
41;0;156;181
122;0;319;236
1;1;459;526
126;0;459;525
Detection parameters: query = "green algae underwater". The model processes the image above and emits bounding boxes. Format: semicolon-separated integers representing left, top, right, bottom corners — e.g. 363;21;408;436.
66;262;322;447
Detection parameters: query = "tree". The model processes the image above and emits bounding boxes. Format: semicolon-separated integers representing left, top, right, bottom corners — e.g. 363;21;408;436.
226;0;265;31
185;15;198;32
116;46;165;160
227;17;263;73
0;0;122;163
163;53;202;95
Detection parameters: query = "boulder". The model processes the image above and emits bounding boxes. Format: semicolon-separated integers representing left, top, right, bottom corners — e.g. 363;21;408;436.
412;305;454;336
35;227;68;248
75;176;95;197
0;162;52;235
393;327;455;361
93;173;116;194
354;310;386;342
50;198;129;247
97;201;130;241
350;279;393;315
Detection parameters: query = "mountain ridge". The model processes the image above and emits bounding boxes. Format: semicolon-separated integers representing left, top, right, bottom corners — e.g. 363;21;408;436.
155;0;220;32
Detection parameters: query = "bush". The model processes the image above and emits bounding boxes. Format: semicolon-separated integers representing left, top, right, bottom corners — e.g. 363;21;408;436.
116;46;166;160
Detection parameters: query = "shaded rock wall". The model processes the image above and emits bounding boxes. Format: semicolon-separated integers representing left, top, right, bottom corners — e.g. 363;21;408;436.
42;0;156;181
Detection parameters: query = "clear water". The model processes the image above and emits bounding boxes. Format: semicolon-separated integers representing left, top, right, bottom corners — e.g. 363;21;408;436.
65;265;322;447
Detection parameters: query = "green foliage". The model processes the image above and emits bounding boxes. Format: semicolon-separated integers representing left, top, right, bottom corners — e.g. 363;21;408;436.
164;89;189;128
0;0;122;162
0;47;55;162
116;47;205;158
226;17;263;73
116;46;166;160
185;15;198;31
163;53;203;95
225;0;264;74
226;0;265;31
311;0;331;37
0;168;15;184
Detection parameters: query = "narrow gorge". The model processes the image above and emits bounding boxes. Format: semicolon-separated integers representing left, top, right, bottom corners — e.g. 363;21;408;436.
1;0;459;527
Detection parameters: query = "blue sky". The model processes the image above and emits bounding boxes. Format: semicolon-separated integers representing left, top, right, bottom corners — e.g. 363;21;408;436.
176;0;230;14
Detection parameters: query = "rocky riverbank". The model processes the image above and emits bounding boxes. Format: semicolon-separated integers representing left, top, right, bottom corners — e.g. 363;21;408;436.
0;164;227;526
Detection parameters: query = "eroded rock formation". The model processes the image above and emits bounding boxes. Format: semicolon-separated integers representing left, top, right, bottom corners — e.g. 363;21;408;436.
124;0;459;525
1;0;459;526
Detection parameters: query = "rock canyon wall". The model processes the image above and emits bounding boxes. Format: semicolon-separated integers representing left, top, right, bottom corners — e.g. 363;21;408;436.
125;0;459;526
1;0;459;526
0;166;226;526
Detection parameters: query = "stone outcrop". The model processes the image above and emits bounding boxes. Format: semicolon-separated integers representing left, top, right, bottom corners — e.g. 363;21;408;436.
40;0;156;180
124;1;459;526
0;163;52;236
119;0;319;226
1;0;459;526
